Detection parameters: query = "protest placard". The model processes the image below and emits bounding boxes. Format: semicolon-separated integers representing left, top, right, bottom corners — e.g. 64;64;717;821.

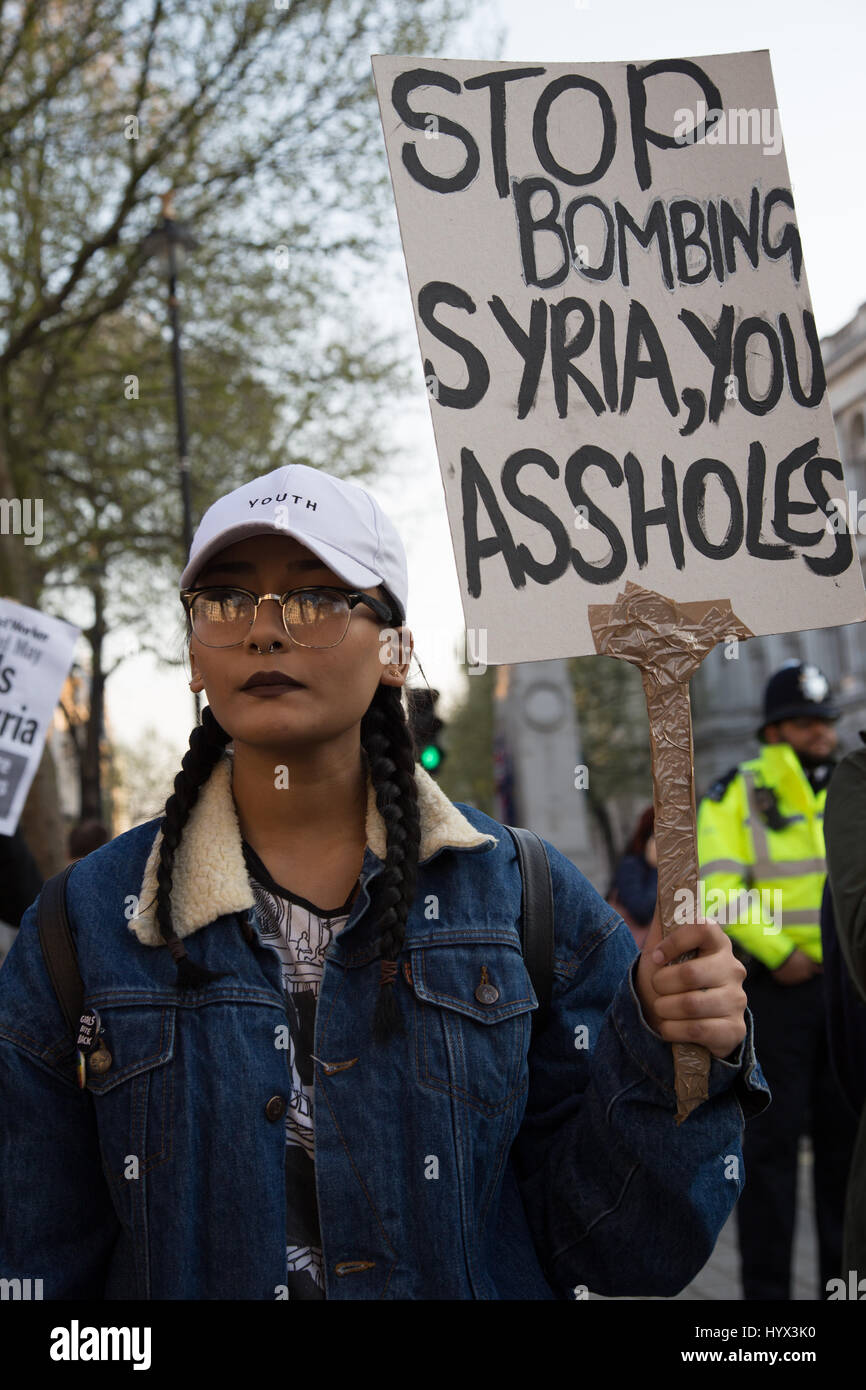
0;599;80;837
374;50;866;1119
373;50;865;659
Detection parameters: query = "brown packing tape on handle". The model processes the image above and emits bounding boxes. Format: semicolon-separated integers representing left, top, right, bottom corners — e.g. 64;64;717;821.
588;582;754;1124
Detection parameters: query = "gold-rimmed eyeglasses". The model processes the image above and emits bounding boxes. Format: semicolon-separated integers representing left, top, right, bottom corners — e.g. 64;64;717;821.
180;585;393;649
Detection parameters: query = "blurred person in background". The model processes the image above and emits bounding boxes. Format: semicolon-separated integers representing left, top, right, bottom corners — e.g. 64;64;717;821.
67;820;110;863
0;822;43;967
697;660;858;1300
0;827;43;929
608;806;658;950
0;827;43;966
822;736;866;1284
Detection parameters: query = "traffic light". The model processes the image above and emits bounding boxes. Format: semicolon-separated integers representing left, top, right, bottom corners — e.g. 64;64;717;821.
410;689;446;774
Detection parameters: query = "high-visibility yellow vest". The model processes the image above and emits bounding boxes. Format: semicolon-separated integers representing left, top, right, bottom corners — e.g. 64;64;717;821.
696;742;827;970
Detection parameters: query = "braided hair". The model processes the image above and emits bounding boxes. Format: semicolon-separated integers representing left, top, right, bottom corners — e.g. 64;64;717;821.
153;703;232;989
152;588;421;1041
360;679;421;1042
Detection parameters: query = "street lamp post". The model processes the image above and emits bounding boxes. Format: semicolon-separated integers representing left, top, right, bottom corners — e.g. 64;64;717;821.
141;191;201;724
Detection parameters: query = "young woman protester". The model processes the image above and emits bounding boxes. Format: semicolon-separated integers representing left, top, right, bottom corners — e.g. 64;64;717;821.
0;464;768;1300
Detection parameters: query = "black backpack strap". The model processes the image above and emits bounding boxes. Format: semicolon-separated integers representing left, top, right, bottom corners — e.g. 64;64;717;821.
36;863;84;1042
504;825;554;1032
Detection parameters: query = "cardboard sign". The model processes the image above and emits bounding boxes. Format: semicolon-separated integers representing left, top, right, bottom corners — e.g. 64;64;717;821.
0;599;80;835
373;51;866;664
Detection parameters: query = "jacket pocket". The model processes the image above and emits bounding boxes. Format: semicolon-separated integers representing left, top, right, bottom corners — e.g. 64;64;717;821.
408;942;537;1116
85;1004;175;1178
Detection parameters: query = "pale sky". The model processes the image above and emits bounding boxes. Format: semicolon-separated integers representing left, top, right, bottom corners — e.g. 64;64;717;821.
101;0;866;783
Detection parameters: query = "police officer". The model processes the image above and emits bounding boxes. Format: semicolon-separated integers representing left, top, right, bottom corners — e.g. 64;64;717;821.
697;660;858;1300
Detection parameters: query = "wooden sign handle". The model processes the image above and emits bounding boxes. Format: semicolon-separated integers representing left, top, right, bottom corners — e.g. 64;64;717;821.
641;668;708;1123
588;582;754;1123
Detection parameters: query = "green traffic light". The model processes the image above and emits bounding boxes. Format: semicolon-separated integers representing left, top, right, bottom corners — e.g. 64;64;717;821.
420;744;442;771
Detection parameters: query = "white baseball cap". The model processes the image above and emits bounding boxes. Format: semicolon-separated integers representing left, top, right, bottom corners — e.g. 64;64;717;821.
179;464;408;622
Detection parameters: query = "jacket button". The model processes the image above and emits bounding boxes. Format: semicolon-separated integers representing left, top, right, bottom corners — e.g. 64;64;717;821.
474;964;500;1004
88;1042;113;1073
265;1095;286;1122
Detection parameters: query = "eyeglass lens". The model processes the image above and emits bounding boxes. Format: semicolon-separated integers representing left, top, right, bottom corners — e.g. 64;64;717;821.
189;588;352;647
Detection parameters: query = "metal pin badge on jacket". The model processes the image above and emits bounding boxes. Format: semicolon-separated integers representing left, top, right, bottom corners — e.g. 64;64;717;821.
474;965;500;1005
75;1008;112;1085
76;1008;100;1088
76;1009;99;1054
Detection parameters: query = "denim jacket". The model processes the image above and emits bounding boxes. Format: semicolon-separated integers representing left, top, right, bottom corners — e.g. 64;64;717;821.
0;754;769;1300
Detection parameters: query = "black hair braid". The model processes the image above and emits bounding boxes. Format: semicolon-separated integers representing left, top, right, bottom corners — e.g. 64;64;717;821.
154;703;232;988
360;681;421;1044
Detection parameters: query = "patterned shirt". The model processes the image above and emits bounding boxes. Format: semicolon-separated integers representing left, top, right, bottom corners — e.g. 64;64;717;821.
242;840;358;1300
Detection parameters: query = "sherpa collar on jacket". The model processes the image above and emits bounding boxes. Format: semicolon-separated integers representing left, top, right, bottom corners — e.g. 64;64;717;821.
130;750;497;947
